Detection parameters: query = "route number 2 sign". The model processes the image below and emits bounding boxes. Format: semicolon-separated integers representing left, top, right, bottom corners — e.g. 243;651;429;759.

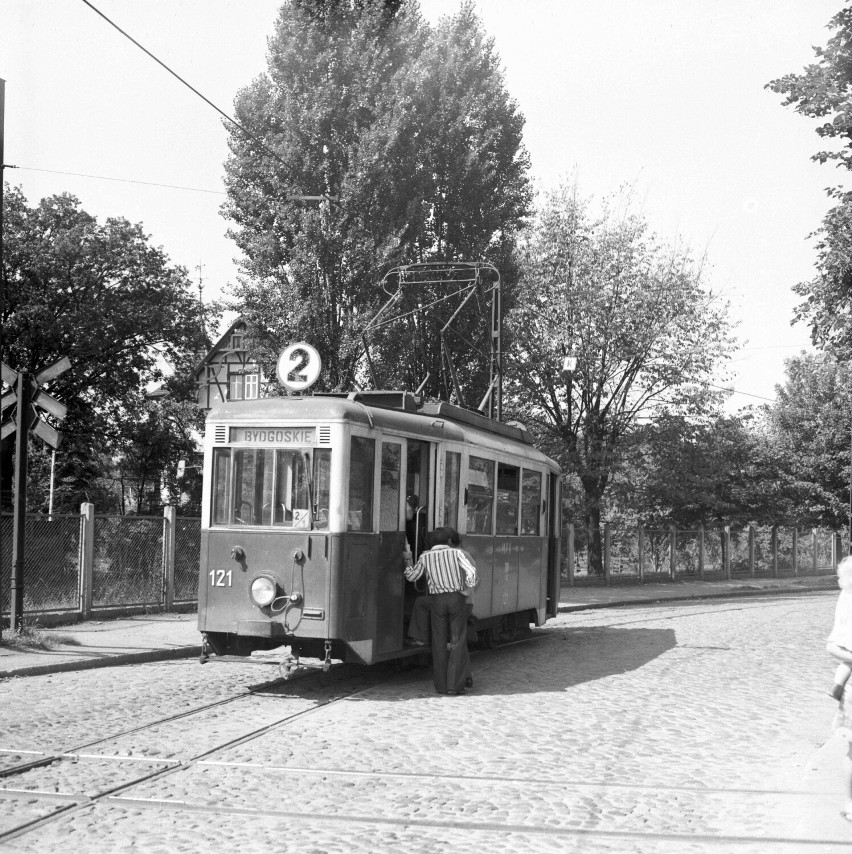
276;342;322;392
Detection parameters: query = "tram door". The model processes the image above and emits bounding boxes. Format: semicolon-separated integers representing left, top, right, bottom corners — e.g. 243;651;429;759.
546;472;562;618
402;439;432;633
406;440;432;558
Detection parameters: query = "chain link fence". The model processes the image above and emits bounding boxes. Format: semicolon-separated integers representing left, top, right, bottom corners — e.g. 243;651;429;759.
92;515;164;608
0;514;81;613
1;507;201;622
174;517;201;603
567;524;843;585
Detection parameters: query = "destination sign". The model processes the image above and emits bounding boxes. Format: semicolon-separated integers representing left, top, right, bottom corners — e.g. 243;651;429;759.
230;427;316;445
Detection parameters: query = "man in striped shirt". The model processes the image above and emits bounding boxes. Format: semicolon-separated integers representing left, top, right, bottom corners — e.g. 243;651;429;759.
404;527;477;695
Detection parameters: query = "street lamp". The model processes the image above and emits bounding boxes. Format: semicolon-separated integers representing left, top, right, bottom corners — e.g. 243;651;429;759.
561;349;577;426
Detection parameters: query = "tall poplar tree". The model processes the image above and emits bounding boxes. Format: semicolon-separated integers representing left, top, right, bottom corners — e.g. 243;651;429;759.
222;0;530;396
767;9;852;355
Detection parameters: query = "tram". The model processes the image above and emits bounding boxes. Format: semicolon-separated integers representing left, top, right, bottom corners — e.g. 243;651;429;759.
197;389;562;672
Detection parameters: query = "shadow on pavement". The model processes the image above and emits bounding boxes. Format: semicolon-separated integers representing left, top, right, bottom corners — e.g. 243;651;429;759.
472;625;678;695
377;624;678;699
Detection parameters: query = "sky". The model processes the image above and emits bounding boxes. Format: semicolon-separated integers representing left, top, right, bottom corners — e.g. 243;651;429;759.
2;0;844;409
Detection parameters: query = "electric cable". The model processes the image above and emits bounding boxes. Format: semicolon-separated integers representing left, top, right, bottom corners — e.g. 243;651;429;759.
78;0;332;200
9;165;225;195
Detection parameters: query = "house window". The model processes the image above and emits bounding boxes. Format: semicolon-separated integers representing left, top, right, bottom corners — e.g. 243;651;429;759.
244;372;259;400
229;369;260;401
230;333;244;350
229;372;243;401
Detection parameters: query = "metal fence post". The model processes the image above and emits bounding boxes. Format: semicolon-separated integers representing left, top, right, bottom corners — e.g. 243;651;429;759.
698;524;705;580
638;524;644;583
567;522;575;587
669;525;676;580
792;528;798;577
163;506;176;610
79;502;94;619
603;522;611;586
812;528;818;575
772;526;778;577
724;525;731;580
748;525;755;577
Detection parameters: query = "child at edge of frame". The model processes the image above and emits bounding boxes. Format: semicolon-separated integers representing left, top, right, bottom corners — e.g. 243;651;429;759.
827;555;852;701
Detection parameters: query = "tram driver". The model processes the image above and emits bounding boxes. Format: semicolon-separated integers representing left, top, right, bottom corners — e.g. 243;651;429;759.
405;494;427;560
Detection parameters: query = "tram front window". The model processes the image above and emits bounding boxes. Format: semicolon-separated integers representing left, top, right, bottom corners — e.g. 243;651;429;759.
212;446;331;530
232;449;274;525
274;450;309;526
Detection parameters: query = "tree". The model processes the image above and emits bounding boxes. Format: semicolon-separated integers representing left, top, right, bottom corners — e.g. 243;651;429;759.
505;184;734;573
767;9;852;354
764;351;852;529
222;0;530;398
1;186;210;511
618;412;802;531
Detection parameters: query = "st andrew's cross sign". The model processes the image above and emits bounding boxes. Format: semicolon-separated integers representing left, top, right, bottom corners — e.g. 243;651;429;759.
1;357;71;630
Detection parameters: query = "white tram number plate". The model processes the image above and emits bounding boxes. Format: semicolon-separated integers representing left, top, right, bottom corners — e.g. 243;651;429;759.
209;569;233;587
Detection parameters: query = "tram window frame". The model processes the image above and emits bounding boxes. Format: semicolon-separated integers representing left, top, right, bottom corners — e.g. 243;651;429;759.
379;441;402;531
210;445;332;531
212;448;230;525
496;462;520;535
273;449;309;527
312;449;332;530
466;455;495;535
231;448;275;525
443;450;461;530
348;436;376;532
520;469;542;536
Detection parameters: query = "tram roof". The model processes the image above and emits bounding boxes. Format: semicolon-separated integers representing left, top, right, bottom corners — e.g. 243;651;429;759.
208;391;557;466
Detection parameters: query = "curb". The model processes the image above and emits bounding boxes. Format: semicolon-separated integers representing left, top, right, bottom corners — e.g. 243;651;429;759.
557;579;836;613
0;582;836;678
0;646;203;680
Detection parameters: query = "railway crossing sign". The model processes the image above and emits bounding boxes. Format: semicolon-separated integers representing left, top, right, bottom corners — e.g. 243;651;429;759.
2;356;71;630
1;356;70;448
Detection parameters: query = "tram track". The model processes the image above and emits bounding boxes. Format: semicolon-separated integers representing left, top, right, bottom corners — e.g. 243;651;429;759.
0;658;408;845
0;635;541;845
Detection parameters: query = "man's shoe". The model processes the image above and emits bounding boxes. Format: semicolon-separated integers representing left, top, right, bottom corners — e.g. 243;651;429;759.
404;638;426;648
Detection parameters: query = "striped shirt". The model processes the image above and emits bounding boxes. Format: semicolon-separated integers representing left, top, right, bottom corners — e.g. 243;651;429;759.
404;545;477;595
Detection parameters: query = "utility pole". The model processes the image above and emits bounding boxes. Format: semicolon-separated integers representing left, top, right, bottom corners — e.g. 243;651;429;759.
195;262;206;339
1;77;7;622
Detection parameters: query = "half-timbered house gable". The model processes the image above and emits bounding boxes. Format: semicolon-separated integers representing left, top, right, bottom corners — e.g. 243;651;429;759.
192;318;263;410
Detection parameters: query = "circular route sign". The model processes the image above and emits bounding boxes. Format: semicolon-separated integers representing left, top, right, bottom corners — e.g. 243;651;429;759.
276;343;322;392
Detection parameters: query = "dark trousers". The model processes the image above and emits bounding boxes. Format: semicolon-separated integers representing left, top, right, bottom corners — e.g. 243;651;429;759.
428;591;469;694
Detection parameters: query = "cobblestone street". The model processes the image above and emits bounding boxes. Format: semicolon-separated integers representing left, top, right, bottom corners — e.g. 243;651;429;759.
1;590;849;852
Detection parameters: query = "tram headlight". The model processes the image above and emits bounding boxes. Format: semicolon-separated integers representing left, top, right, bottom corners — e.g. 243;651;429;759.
250;576;277;607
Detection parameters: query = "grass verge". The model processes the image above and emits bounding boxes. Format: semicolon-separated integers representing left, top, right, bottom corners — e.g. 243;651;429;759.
1;625;79;650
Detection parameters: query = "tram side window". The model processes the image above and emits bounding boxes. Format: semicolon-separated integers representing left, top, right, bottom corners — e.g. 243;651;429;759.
348;437;375;532
380;442;401;531
496;463;520;535
232;449;274;525
466;456;494;535
444;451;461;529
212;448;230;525
313;449;332;530
521;470;542;535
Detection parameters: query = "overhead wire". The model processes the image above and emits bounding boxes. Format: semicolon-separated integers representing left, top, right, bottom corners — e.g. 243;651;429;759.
7;165;225;196
78;0;330;201
39;6;791;407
